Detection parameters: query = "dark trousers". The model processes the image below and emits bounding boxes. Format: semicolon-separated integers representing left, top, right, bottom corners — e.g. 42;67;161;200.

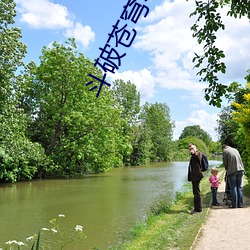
211;187;218;205
192;181;202;212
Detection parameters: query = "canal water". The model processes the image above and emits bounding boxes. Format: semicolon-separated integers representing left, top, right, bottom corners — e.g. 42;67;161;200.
0;160;221;249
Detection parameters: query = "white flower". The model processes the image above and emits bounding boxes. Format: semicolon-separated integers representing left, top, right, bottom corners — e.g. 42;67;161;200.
58;214;65;217
6;240;17;245
75;225;83;232
5;240;24;246
42;228;50;231
17;242;25;246
26;236;34;241
51;228;58;233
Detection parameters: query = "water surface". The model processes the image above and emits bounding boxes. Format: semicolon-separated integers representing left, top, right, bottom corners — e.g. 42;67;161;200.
0;160;221;249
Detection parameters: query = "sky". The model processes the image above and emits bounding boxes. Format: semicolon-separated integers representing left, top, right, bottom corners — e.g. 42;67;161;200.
14;0;250;141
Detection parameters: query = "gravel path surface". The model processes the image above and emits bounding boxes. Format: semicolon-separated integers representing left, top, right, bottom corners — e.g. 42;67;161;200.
192;174;250;250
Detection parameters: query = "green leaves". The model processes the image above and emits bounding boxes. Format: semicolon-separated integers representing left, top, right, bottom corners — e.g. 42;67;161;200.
190;0;228;107
190;0;250;107
24;39;125;175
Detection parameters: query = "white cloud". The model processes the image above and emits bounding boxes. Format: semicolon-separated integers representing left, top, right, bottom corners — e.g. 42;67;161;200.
65;22;95;48
173;110;219;141
215;7;250;81
134;0;250;96
16;0;73;29
133;0;205;98
16;0;95;49
108;69;155;103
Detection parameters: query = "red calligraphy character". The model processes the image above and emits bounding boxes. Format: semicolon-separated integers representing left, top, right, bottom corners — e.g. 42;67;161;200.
95;43;126;73
107;19;136;48
120;0;149;24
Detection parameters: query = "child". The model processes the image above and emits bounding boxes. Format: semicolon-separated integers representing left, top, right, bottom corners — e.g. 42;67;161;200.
209;168;220;206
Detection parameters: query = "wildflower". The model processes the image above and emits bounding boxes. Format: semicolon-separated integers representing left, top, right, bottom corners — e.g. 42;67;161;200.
58;214;65;217
26;236;34;241
42;228;50;231
51;228;58;233
5;240;25;246
17;242;25;246
75;225;83;232
6;240;17;245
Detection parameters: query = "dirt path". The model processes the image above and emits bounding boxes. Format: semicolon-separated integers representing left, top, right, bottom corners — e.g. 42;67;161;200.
192;174;250;250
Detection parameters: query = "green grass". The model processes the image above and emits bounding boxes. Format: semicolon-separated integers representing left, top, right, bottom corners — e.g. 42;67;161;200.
111;171;225;250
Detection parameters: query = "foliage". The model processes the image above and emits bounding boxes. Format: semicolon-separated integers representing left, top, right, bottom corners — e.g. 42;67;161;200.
112;79;140;165
140;102;174;162
231;82;250;176
179;125;212;146
23;39;126;175
112;79;140;123
216;106;240;147
0;0;48;182
0;0;27;109
129;122;153;165
178;136;209;156
209;141;222;154
215;72;250;176
189;0;250;107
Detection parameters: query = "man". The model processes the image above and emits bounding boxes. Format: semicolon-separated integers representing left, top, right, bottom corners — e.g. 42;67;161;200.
222;144;244;208
188;143;204;214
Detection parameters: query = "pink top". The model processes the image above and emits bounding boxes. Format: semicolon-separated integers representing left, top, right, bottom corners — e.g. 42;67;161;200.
209;175;219;188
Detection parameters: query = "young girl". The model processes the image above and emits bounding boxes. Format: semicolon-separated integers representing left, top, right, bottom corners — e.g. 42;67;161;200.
209;168;220;206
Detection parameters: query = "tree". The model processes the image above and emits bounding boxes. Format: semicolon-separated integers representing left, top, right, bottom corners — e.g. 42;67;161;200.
24;39;126;175
0;0;27;109
231;81;250;176
112;79;140;165
216;106;240;147
178;136;209;156
140;102;174;162
112;79;140;124
0;0;47;182
190;0;250;107
179;125;212;146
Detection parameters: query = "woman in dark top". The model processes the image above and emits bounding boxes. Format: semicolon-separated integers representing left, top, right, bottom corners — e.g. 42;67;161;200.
188;143;203;214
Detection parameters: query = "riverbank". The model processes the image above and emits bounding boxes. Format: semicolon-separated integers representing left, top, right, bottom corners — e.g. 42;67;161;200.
112;169;250;250
111;170;221;249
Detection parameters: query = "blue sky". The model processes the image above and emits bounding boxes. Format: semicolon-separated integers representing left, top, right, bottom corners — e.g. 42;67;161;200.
14;0;250;141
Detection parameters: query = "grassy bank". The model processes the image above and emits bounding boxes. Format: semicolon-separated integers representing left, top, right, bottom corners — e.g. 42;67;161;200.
111;169;225;250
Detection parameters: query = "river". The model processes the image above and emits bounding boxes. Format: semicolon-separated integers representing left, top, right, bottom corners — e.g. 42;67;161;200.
0;160;222;249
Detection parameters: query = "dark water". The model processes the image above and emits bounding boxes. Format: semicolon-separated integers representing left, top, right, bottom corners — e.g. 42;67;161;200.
0;160;221;249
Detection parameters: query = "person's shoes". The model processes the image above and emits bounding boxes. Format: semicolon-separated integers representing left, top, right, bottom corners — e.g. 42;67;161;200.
212;203;220;206
190;209;201;214
238;205;243;208
228;205;236;208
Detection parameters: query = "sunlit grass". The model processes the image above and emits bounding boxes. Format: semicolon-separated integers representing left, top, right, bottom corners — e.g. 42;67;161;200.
111;173;219;250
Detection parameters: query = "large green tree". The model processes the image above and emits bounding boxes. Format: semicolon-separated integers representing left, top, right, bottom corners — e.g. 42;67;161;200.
190;0;250;107
0;0;47;182
24;39;126;175
140;102;174;162
112;79;140;165
0;0;26;108
178;136;209;156
179;125;212;146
